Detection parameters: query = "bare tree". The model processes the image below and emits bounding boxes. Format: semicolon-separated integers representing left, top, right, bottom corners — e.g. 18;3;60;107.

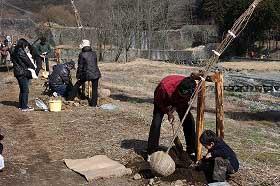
76;0;112;61
108;0;141;62
75;0;196;62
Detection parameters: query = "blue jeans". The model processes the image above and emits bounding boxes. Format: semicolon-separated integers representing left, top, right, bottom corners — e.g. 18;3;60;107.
51;84;67;96
50;83;73;97
16;77;30;109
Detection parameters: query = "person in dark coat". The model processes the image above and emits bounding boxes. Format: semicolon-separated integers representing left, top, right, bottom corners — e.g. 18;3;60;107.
12;38;38;111
197;130;239;183
48;60;75;97
68;40;101;107
147;75;197;160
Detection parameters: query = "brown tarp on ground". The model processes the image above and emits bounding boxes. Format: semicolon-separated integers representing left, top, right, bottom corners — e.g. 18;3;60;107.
64;155;132;181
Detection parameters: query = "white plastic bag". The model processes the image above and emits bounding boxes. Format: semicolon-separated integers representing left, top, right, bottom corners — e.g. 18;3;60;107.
100;104;117;110
0;154;4;170
35;98;48;111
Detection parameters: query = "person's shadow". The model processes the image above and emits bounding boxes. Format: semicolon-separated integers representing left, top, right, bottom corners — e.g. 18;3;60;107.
121;139;148;159
121;139;169;159
121;139;155;178
0;101;18;108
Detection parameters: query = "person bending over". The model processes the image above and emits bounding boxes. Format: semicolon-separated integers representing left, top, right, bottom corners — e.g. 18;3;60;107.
147;75;197;160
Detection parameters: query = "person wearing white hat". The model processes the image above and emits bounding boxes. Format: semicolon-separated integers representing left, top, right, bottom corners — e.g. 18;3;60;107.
79;39;91;49
68;39;101;107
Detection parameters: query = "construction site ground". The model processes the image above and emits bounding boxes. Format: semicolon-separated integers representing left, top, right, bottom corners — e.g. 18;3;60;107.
0;59;279;186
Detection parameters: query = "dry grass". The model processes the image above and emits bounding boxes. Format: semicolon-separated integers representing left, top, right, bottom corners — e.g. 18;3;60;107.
0;58;279;185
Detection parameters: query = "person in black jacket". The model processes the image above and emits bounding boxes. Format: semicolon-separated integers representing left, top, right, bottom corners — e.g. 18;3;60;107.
68;40;101;107
12;38;39;111
197;130;239;183
48;60;75;97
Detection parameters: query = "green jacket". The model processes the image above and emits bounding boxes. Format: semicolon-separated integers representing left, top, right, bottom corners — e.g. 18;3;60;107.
37;42;51;55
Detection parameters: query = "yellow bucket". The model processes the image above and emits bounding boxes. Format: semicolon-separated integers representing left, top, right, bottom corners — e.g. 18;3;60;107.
49;100;62;112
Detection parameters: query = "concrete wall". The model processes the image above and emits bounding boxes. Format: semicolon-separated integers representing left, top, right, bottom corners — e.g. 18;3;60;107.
0;18;37;42
148;25;218;50
57;47;211;64
0;18;217;63
49;27;98;46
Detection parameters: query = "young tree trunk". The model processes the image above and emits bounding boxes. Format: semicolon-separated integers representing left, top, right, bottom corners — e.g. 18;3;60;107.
125;49;128;63
114;47;123;62
98;42;103;61
147;0;152;60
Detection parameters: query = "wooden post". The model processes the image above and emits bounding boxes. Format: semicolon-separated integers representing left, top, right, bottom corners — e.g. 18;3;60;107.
88;81;92;99
215;71;224;139
196;80;206;161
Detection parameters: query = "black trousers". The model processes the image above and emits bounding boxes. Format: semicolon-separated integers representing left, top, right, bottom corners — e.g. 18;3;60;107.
1;55;7;64
147;104;196;155
16;77;30;109
68;79;99;107
44;57;49;72
0;143;3;154
198;157;235;183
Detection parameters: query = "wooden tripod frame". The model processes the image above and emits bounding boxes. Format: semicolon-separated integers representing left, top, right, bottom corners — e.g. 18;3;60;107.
191;71;224;161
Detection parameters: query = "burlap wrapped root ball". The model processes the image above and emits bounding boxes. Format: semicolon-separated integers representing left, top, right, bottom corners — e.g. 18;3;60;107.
149;151;175;176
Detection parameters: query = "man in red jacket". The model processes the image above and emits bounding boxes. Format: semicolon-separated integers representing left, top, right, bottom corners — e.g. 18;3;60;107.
147;75;197;160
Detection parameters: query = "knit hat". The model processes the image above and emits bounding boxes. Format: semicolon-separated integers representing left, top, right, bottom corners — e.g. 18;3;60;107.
178;77;196;96
79;39;90;49
66;60;76;69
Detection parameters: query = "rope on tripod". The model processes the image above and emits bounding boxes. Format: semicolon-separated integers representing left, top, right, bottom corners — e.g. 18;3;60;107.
166;0;263;153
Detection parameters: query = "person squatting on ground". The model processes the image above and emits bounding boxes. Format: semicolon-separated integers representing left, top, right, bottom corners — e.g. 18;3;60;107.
0;39;9;65
48;60;75;98
147;75;197;159
196;130;239;183
37;37;51;72
12;38;39;111
0;132;4;171
68;40;101;107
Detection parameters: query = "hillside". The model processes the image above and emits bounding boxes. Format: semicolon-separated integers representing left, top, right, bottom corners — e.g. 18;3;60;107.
2;0;202;29
7;0;68;13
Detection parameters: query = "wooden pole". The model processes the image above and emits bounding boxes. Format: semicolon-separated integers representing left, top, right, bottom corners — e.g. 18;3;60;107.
196;80;206;161
88;81;92;99
215;71;224;139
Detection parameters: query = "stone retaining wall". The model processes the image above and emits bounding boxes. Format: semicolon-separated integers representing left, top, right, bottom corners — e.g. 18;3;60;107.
0;18;217;62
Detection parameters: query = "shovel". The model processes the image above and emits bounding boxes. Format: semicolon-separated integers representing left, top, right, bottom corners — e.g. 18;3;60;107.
171;122;184;155
42;57;49;78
